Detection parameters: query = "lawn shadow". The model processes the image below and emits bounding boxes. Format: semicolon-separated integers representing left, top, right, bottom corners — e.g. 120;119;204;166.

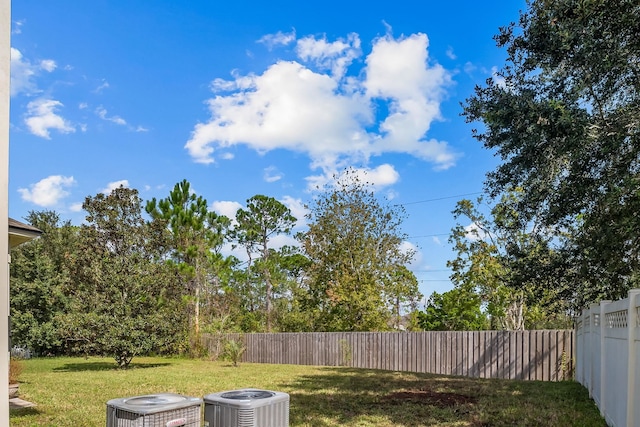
53;361;172;372
279;367;486;427
9;407;40;417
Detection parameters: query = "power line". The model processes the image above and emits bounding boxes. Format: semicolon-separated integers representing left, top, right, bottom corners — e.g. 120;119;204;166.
397;191;484;240
397;191;483;206
408;233;450;239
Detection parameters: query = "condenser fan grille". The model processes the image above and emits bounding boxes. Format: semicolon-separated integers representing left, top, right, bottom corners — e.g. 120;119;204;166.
220;390;275;400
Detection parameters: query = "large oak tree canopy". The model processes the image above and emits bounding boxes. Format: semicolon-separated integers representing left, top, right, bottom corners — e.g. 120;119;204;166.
463;0;640;302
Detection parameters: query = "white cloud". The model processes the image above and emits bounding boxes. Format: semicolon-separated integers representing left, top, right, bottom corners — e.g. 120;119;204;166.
10;48;37;96
96;106;149;132
210;77;237;92
211;200;243;221
280;195;308;229
296;33;360;79
186;59;371;166
93;80;110;93
24;98;75;139
491;66;507;89
384;189;399;201
12;20;25;35
365;33;456;168
432;236;442;245
263;166;283;183
270;233;299;250
40;59;57;72
464;222;489;241
400;240;421;268
186;30;458;175
463;62;477;75
445;46;456;60
356;164;399;187
10;48;56;97
220;241;247;262
96;106;127;126
18;175;76;207
257;30;296;50
306;164;400;193
69;202;83;212
101;180;129;195
304;173;330;192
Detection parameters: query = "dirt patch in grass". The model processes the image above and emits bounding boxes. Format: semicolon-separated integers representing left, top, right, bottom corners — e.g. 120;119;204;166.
384;389;477;407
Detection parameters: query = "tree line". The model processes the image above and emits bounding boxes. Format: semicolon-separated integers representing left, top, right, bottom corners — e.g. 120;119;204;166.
10;173;423;367
9;174;581;369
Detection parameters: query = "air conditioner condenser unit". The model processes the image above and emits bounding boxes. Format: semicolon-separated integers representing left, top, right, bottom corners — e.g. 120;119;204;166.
203;388;289;427
106;393;202;427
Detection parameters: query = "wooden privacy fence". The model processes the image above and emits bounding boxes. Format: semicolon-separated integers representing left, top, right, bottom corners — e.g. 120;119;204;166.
576;289;640;427
204;330;574;381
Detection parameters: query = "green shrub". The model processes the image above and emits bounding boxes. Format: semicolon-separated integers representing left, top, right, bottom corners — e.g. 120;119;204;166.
222;338;246;367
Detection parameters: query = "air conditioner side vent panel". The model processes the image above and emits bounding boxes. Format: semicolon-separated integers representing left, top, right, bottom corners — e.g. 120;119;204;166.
204;389;289;427
106;393;202;427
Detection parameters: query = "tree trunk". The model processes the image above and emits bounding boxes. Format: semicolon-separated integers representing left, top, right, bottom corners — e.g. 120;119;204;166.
194;284;200;335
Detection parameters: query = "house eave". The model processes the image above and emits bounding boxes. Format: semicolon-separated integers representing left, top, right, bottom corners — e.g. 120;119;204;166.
8;218;42;249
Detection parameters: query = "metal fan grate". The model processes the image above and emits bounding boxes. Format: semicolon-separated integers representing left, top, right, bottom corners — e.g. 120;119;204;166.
220;390;275;400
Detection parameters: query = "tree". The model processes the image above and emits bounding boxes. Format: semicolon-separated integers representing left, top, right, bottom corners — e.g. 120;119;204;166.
418;284;488;331
386;266;421;330
9;211;76;355
61;187;182;368
448;193;570;330
271;247;313;332
146;180;230;338
233;195;296;332
463;0;640;305
298;170;420;331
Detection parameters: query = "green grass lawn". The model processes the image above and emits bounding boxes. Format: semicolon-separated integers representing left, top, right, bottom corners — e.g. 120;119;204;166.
10;356;606;427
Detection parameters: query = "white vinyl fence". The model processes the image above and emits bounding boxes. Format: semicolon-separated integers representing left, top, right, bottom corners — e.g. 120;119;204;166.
576;289;640;427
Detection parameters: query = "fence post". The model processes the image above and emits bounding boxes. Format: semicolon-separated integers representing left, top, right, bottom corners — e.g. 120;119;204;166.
575;313;583;384
587;303;598;400
598;300;610;419
626;290;640;427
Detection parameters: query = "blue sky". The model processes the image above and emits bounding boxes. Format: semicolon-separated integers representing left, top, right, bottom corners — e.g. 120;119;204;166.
8;0;525;299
